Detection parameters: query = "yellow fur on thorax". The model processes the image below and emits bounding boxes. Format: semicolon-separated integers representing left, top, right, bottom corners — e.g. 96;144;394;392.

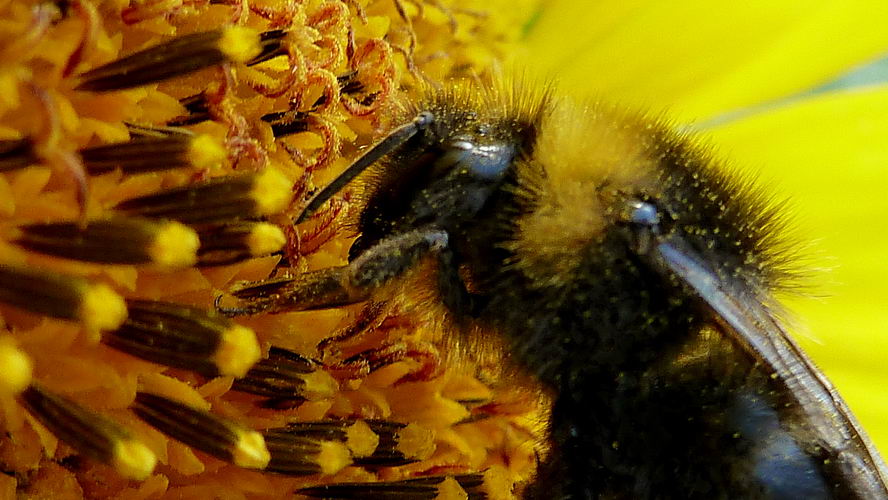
507;100;664;285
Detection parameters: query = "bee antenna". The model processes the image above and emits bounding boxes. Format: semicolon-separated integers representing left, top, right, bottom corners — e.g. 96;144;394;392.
294;111;435;224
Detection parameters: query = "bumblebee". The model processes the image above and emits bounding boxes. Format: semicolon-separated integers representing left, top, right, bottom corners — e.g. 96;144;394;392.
222;79;888;499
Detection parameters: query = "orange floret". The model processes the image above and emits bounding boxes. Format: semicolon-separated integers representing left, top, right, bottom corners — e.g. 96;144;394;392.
0;0;543;498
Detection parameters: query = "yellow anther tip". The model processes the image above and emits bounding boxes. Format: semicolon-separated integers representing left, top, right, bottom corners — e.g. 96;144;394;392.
187;134;226;169
0;342;32;396
397;423;435;460
232;430;270;469
317;441;352;475
301;370;339;401
345;420;379;457
112;438;157;480
251;169;293;216
148;222;200;268
438;477;468;500
79;284;128;333
245;223;286;256
214;324;260;378
219;26;262;63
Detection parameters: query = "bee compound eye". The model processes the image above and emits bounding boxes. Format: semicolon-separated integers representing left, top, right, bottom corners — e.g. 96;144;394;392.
445;140;515;180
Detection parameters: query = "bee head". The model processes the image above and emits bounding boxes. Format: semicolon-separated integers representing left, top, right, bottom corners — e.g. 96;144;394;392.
386;114;522;227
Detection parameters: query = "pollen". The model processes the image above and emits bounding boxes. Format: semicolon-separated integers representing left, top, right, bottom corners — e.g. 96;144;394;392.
110;437;158;481
0;340;31;397
186;133;227;169
250;167;294;216
147;221;200;268
244;222;287;256
218;26;264;64
213;324;262;378
231;428;272;469
78;282;128;334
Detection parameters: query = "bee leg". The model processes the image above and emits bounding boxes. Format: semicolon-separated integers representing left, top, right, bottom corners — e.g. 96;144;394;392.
217;227;450;315
216;267;364;315
350;228;482;317
435;248;483;317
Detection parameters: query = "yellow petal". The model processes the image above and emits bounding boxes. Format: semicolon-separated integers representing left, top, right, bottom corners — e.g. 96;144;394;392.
521;0;888;122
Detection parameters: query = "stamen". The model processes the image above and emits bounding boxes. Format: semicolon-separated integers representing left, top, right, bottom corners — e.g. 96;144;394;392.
196;222;286;267
0;264;127;332
261;109;310;138
218;267;364;316
168;93;212;127
14;218;200;267
232;347;337;401
297;473;486;499
276;420;379;458
105;300;260;378
131;391;270;469
113;169;293;223
246;29;289;66
18;384;156;480
262;427;352;476
355;420;435;466
124;123;195;138
75;26;263;91
0;138;37;172
80;134;225;174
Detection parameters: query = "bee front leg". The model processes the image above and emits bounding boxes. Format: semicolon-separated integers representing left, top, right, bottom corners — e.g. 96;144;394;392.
216;228;450;316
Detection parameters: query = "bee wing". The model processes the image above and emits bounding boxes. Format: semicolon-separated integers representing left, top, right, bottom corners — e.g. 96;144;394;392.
653;236;888;498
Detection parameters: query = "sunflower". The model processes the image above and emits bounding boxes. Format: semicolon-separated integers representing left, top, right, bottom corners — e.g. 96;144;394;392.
0;0;886;498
